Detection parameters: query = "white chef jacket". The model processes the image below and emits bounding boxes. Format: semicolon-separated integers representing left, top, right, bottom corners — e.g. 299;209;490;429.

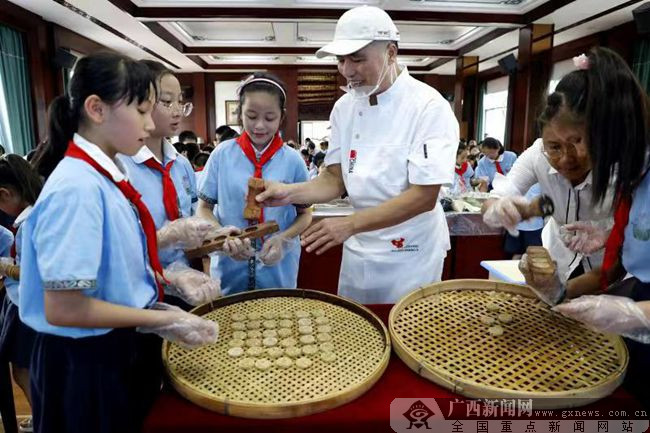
490;138;615;282
324;66;459;304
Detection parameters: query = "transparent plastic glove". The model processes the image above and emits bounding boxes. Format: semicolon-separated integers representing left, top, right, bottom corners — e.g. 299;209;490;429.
559;220;612;255
157;216;216;250
258;235;297;266
221;237;255;261
553;295;650;343
137;302;219;349
163;261;221;306
483;196;530;236
518;253;566;306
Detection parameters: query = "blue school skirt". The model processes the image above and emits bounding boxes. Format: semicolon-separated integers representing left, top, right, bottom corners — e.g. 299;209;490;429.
30;328;163;433
0;294;35;368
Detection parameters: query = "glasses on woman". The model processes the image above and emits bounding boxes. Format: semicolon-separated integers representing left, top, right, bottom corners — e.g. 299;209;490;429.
157;100;193;117
542;140;586;161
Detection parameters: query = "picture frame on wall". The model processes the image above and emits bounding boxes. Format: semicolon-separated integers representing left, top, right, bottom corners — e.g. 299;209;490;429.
225;100;239;125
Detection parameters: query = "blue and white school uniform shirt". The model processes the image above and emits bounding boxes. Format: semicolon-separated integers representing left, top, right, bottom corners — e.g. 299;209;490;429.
19;133;158;338
4;207;32;305
198;140;308;295
117;140;197;266
475;151;517;187
452;162;474;195
622;170;650;282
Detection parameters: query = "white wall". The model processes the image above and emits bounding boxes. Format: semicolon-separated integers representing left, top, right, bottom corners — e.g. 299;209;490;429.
215;81;241;133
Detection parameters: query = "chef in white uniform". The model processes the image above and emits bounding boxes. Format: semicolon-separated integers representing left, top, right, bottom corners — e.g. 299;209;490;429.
256;6;458;304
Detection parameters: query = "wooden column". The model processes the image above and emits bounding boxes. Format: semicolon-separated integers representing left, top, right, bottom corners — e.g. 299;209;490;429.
454;56;479;141
274;68;299;142
506;24;554;153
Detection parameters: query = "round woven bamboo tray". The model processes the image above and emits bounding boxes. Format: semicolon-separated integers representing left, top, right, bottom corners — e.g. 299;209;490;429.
389;279;628;409
163;289;391;418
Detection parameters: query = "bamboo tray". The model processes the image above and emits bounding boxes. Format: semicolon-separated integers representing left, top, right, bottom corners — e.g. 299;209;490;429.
163;289;391;418
389;279;628;409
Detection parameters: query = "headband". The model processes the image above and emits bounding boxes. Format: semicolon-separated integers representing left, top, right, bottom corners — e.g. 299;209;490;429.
236;76;287;102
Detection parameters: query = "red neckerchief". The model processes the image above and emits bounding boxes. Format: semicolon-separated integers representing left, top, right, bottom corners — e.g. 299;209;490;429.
455;162;469;189
195;166;204;172
236;131;284;223
143;157;180;221
494;160;504;175
600;194;632;290
65;141;165;300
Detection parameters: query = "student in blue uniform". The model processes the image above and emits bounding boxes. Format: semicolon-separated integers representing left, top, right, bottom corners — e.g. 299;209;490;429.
518;48;650;409
0;155;42;432
18;52;218;433
117;60;220;308
196;73;312;295
452;142;486;195
475;137;517;189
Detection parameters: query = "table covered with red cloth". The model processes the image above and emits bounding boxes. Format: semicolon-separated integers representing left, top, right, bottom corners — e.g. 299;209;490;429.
143;304;641;432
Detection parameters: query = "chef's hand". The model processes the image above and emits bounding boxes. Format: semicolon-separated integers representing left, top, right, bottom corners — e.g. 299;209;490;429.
518;253;566;306
301;217;355;255
255;180;293;207
483;196;530;236
560;220;611;255
553;295;650;343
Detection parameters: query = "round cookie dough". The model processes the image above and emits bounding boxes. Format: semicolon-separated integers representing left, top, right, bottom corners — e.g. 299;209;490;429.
230;313;246;322
262;329;278;338
498;313;513;324
285;347;302;358
279;311;293;319
231;322;246;331
228;339;244;348
320;351;337;363
277;328;293;338
299;335;316;345
246;320;261;330
486;303;500;312
296;357;313;369
275;356;293;369
314;317;329;325
246;347;264;357
298;326;313;335
280;337;297;347
279;320;293;328
311;309;326;318
267;347;284;358
488;325;504;336
262;311;277;320
238;358;255;370
295;310;310;319
245;338;262;348
247;330;262;339
232;331;247;340
301;345;318;355
319;342;335;352
263;320;277;329
247;312;261;321
297;318;312;327
316;325;331;334
263;337;278;347
227;347;244;358
255;359;272;370
480;315;496;326
316;333;332;342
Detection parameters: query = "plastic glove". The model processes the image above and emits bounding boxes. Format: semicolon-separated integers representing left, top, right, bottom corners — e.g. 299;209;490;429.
559;220;612;255
163;261;221;306
137;302;219;349
518;253;566;306
157;216;216;250
221;237;255;261
258;235;296;266
553;295;650;343
483;196;530;236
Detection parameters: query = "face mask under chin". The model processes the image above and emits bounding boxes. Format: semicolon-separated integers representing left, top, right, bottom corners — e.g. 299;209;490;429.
342;52;394;100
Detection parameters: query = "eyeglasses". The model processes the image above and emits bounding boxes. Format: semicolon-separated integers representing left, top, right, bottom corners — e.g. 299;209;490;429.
157;100;193;117
542;140;586;160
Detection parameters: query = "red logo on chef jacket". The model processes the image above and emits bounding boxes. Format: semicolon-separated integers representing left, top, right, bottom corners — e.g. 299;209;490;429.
348;149;357;173
391;237;419;252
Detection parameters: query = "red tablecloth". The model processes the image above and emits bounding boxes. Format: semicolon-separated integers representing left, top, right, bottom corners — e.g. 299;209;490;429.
143;304;641;432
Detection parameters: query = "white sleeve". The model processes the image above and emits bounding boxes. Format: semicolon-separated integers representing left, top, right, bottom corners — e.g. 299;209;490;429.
489;138;542;198
407;100;459;186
